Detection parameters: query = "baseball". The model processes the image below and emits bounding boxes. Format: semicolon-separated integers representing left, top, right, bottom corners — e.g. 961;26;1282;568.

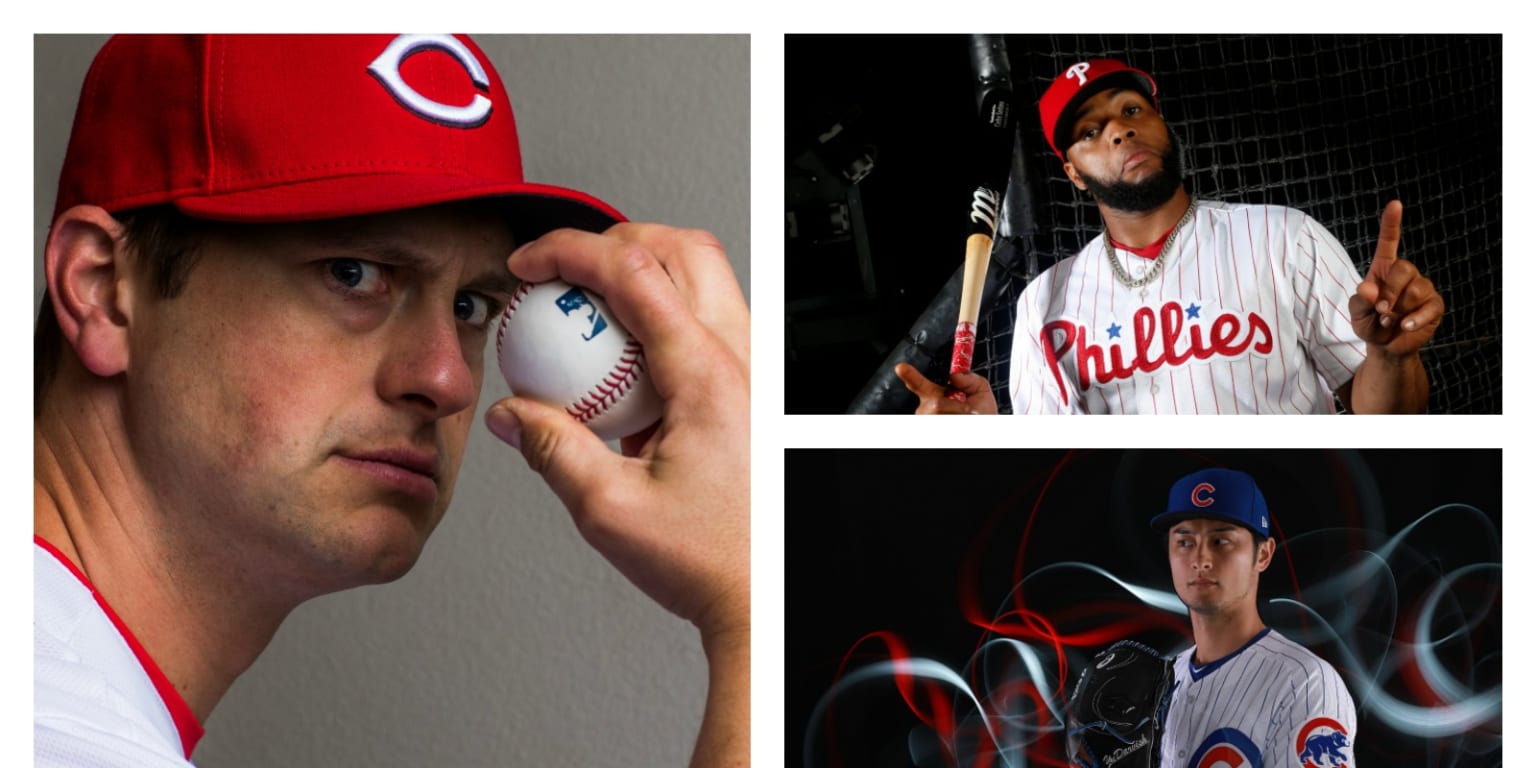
495;279;662;441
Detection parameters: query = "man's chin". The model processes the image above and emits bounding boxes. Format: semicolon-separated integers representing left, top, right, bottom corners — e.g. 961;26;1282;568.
307;505;440;591
359;548;424;585
1083;175;1184;213
1179;595;1223;617
1078;142;1185;213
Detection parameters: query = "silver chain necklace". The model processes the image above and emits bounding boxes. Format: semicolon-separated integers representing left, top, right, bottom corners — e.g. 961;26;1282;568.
1106;202;1197;297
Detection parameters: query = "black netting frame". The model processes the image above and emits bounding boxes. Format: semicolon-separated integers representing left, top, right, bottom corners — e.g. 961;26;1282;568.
966;34;1500;414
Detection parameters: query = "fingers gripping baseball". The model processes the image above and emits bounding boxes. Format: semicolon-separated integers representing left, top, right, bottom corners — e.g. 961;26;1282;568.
604;223;750;370
507;225;745;403
490;223;750;637
1350;200;1443;356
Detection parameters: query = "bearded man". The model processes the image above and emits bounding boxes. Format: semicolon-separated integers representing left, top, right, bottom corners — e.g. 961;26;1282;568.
897;59;1443;415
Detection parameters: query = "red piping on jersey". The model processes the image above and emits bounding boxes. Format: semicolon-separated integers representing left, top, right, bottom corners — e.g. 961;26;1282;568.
35;535;205;758
1108;220;1179;259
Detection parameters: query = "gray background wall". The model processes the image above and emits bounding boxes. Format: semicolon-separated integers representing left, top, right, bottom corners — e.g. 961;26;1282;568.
34;35;750;768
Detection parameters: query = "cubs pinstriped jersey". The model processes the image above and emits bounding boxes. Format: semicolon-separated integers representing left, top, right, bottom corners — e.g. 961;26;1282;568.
1008;200;1367;414
35;539;201;767
1161;628;1357;768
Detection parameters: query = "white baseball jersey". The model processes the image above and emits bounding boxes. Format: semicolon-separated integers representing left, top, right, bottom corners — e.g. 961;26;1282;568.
35;538;202;767
1161;628;1357;768
1008;200;1366;414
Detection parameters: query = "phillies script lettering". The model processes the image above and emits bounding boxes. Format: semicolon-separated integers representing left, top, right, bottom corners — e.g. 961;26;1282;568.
1041;301;1274;404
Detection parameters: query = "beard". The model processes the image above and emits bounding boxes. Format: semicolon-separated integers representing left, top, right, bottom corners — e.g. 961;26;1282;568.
1076;132;1185;213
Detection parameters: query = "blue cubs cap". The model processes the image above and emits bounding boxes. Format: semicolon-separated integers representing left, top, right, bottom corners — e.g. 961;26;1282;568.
1149;468;1270;539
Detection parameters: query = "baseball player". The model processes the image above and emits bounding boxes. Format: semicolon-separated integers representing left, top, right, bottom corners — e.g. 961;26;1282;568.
897;58;1444;414
34;35;748;767
1153;469;1356;768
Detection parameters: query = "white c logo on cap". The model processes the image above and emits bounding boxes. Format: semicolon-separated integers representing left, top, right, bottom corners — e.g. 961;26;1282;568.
1191;482;1215;507
368;34;493;128
1066;61;1091;87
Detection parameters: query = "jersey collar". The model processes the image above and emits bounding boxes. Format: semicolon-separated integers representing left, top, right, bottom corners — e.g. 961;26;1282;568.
1188;627;1271;682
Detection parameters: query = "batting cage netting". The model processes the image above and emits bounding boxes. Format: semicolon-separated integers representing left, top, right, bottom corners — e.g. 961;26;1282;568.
849;34;1500;414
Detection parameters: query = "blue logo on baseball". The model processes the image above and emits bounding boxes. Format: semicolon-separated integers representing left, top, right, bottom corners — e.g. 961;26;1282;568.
555;287;608;341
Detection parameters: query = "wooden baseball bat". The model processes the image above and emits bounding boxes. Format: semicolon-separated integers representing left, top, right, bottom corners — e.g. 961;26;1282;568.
948;35;1017;400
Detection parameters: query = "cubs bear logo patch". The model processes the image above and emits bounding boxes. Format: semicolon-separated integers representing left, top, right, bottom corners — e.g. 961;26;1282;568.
1296;717;1350;768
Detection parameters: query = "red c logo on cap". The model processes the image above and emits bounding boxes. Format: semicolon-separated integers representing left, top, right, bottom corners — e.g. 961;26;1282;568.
1191;482;1215;507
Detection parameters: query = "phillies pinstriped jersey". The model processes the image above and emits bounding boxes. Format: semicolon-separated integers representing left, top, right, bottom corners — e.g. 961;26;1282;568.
1161;628;1356;768
1008;200;1367;414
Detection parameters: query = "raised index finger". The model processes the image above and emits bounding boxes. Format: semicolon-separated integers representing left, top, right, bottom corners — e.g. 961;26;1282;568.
1372;200;1404;275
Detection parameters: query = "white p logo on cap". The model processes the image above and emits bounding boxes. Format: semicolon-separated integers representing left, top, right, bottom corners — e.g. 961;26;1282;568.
368;34;493;128
1066;61;1091;87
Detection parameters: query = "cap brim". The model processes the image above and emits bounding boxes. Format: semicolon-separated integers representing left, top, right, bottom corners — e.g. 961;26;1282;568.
1150;510;1266;538
170;175;625;239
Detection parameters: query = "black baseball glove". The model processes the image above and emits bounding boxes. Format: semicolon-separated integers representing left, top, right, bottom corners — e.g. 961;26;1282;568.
1065;640;1174;768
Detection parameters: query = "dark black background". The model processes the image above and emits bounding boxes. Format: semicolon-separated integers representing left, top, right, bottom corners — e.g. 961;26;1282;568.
785;35;1502;414
787;449;1503;767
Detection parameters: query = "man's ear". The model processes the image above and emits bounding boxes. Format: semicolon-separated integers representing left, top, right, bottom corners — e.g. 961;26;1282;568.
1062;160;1088;191
44;205;135;378
1255;536;1276;573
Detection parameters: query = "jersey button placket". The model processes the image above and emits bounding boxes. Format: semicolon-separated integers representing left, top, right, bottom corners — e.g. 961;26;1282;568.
1134;373;1155;410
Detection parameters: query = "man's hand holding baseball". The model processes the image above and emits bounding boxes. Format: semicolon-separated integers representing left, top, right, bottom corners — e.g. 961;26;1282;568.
484;223;749;767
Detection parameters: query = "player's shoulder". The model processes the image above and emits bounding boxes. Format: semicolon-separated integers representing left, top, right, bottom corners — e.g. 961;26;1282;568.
1194;199;1315;235
1019;234;1103;305
1255;629;1347;686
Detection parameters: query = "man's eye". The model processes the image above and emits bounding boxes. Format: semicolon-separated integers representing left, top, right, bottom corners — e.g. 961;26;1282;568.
1126;105;1141;116
326;259;386;293
454;292;496;329
1079;127;1099;142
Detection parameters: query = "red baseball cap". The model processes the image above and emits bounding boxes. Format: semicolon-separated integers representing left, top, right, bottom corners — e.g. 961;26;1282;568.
52;34;625;235
1038;59;1158;161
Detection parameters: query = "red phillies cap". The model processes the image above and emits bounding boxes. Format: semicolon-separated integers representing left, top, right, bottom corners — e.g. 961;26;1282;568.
52;34;625;235
1038;59;1158;161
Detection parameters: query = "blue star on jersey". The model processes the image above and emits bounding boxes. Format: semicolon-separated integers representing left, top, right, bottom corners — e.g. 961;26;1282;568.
1186;302;1201;319
1107;322;1122;339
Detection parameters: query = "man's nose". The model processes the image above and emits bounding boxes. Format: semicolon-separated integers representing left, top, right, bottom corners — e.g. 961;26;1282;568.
378;310;477;419
1191;548;1212;570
